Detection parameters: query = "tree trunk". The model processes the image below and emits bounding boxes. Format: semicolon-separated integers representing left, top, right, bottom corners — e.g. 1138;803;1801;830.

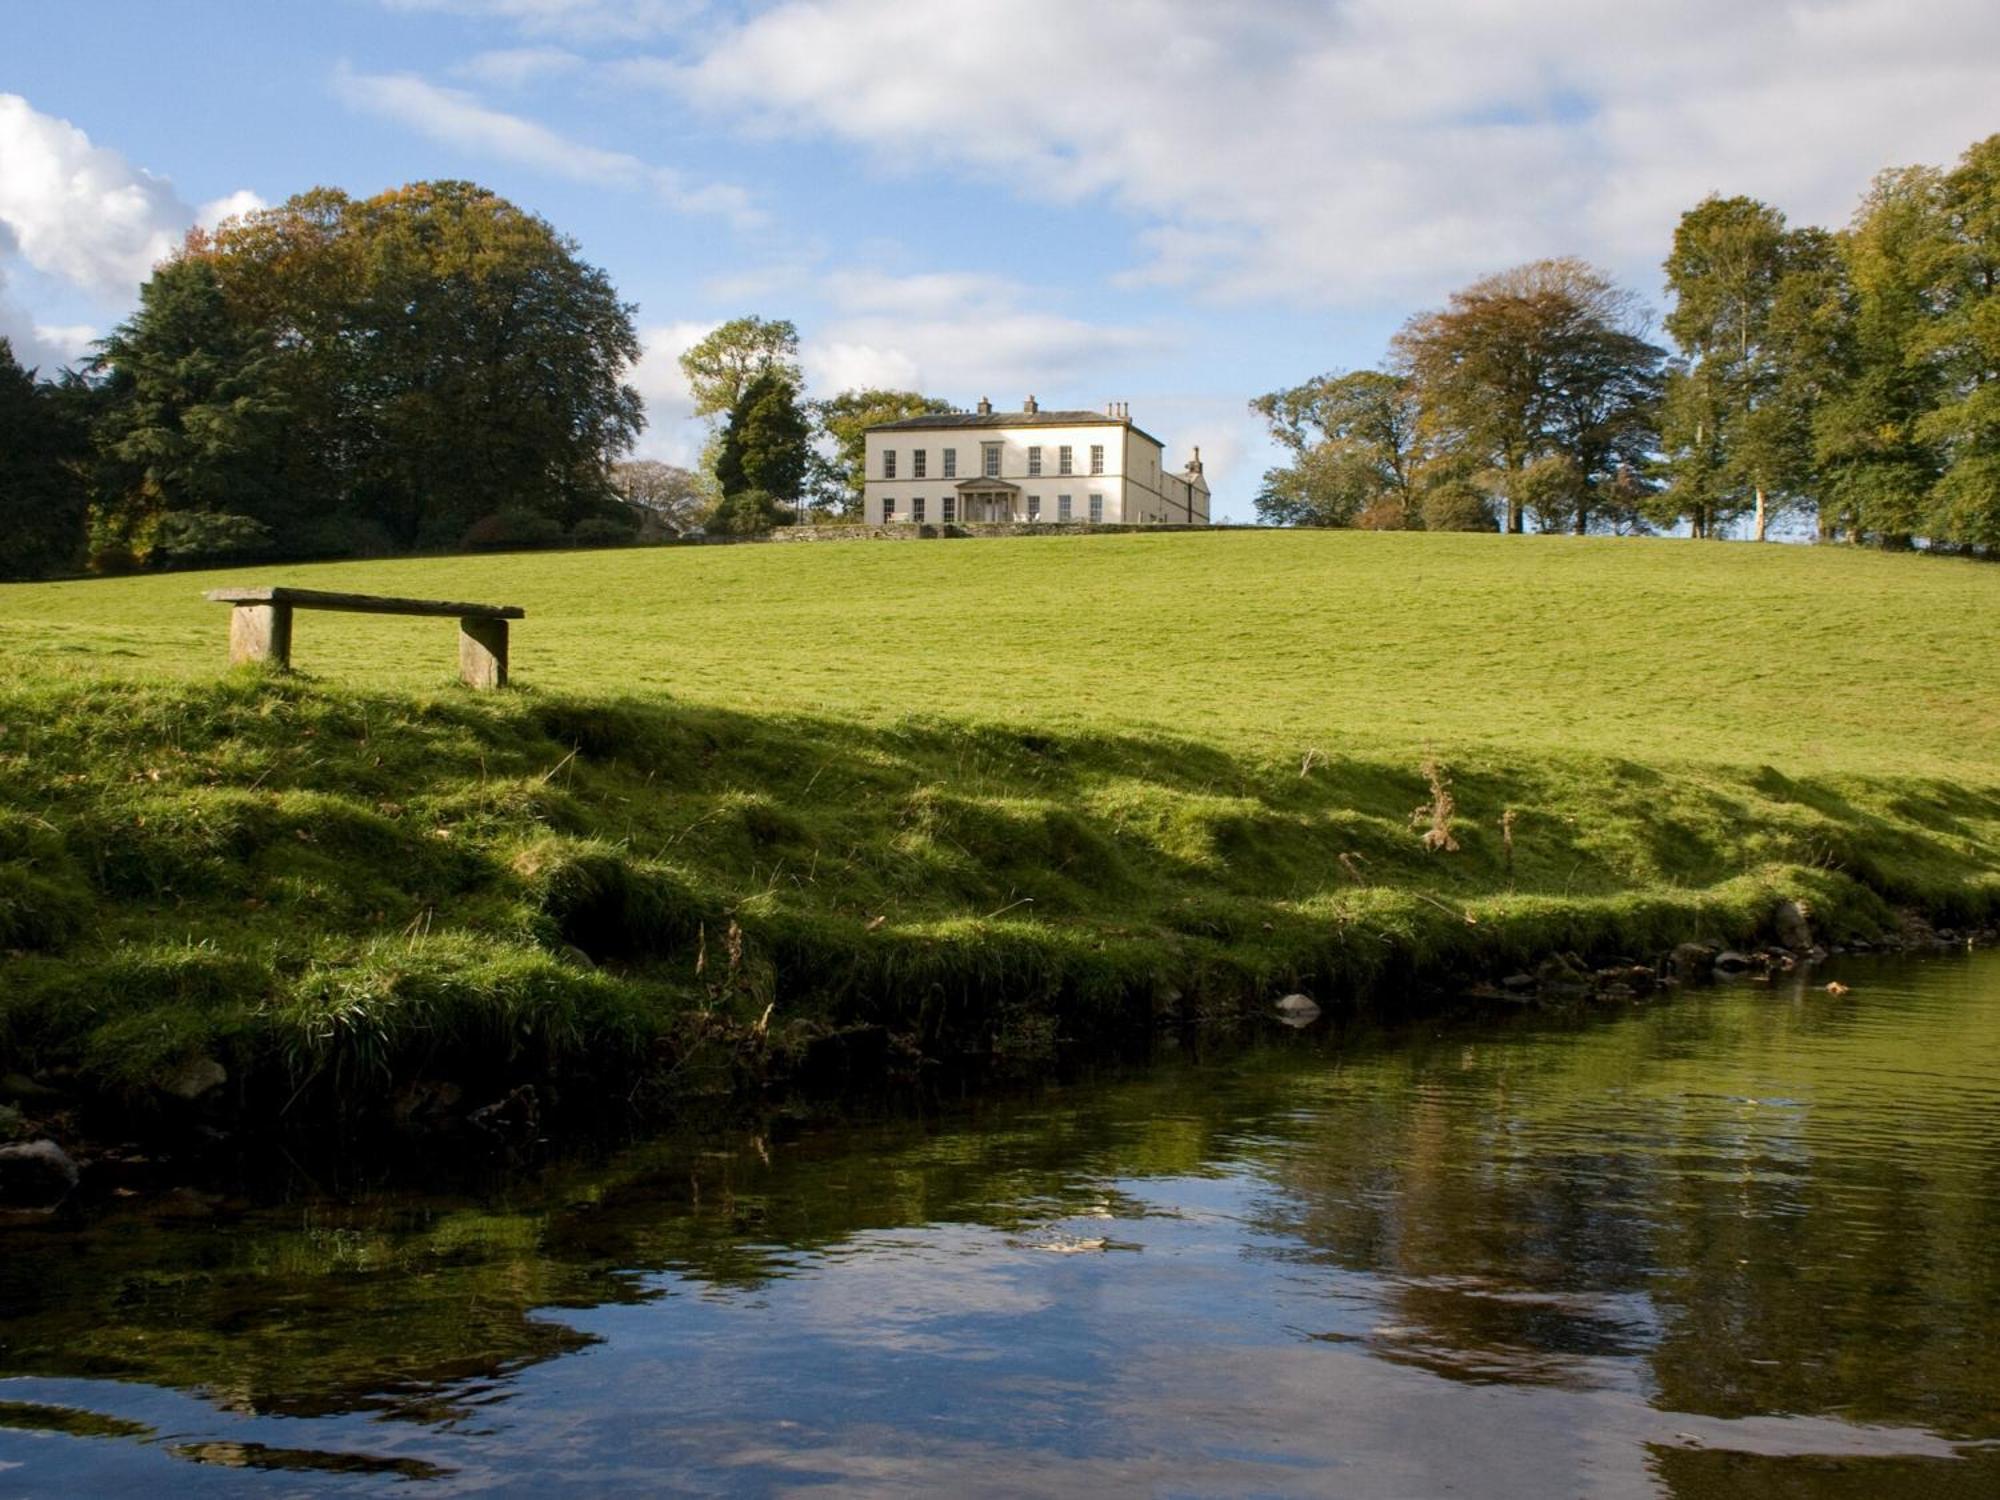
1753;487;1768;542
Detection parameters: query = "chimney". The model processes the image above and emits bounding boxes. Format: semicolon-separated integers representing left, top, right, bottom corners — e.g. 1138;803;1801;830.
1107;400;1128;419
1024;394;1038;414
1188;445;1203;476
977;396;992;415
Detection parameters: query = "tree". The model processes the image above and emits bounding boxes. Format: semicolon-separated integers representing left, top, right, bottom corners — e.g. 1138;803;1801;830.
1911;134;2000;550
1249;371;1425;528
91;257;291;561
0;339;91;579
611;460;711;532
817;388;954;516
1393;258;1663;534
1660;197;1834;541
1815;167;1948;547
678;316;801;423
93;181;644;558
708;488;795;535
714;368;813;514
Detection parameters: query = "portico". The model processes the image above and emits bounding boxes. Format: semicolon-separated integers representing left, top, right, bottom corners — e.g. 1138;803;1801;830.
954;476;1019;523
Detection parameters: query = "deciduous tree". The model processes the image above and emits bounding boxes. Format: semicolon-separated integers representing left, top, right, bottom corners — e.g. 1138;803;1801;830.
1660;197;1835;540
1393;258;1663;534
678;316;801;423
611;459;711;532
1250;371;1424;528
817;388;953;515
94;181;643;557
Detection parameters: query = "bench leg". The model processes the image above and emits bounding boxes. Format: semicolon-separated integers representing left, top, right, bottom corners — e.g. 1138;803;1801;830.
459;617;509;689
229;603;292;669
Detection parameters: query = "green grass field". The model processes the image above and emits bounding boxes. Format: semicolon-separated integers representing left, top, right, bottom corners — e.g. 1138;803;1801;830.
5;529;1995;775
2;531;1996;1128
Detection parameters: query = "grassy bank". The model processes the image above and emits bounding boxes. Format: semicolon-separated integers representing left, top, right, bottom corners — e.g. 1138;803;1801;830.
1;531;1996;1127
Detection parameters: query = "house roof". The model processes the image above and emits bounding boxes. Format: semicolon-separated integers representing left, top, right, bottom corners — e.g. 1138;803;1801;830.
953;476;1020;492
870;409;1166;449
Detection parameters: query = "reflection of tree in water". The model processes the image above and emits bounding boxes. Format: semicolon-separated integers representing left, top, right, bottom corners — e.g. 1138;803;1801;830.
0;1057;1290;1422
1248;963;2000;1441
3;958;1999;1456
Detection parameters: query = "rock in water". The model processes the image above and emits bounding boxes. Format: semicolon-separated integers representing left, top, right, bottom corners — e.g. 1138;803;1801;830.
1669;943;1718;980
1274;993;1321;1028
1713;950;1755;973
0;1139;79;1208
1773;899;1814;951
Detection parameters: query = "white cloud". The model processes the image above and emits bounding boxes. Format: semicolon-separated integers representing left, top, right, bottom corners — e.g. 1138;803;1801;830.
382;0;704;43
453;46;588;88
627;318;716;463
656;0;2000;306
197;189;269;231
805;269;1172;404
0;94;258;371
0;92;196;298
334;66;761;227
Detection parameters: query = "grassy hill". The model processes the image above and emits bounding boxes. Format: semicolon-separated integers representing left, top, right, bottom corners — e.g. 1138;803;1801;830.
6;529;1995;775
2;531;1996;1129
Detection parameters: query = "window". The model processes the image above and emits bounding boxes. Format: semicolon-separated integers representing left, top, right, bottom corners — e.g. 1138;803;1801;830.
913;449;927;479
1058;445;1073;475
942;495;956;523
1027;446;1042;476
942;448;957;478
983;443;1001;478
883;497;896;522
1089;493;1104;523
1090;444;1104;476
912;497;925;523
883;450;896;479
1057;494;1072;521
1027;495;1041;521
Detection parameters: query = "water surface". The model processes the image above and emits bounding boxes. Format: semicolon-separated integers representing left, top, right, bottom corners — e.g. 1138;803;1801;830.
4;952;1999;1496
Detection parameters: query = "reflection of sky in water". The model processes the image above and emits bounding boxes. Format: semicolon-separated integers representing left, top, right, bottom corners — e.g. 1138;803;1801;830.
3;953;1999;1497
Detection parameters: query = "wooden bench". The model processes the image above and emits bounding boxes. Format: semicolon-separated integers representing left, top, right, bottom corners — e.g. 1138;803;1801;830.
205;587;526;689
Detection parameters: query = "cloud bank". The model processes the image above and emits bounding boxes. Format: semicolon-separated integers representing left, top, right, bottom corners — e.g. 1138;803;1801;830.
656;0;2000;305
0;93;262;368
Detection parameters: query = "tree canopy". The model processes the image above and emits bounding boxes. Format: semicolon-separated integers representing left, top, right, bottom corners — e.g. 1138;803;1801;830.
818;388;955;516
678;316;801;423
91;180;643;562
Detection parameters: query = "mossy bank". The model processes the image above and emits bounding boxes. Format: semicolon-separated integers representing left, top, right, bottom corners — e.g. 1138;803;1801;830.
3;668;1997;1145
2;532;1998;1147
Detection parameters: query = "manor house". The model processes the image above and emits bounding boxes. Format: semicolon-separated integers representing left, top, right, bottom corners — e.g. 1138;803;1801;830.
863;399;1210;527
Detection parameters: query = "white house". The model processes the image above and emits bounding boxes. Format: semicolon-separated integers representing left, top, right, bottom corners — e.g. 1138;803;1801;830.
863;398;1210;527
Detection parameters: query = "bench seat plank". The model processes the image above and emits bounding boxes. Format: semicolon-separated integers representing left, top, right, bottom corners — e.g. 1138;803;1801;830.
205;587;524;620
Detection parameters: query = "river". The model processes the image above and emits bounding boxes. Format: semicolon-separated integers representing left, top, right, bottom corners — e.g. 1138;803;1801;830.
3;951;1998;1496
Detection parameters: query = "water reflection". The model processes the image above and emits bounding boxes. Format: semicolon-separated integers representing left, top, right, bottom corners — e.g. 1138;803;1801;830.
2;953;1997;1496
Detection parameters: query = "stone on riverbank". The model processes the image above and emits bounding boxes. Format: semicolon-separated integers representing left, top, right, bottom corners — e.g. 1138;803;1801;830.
0;1139;79;1208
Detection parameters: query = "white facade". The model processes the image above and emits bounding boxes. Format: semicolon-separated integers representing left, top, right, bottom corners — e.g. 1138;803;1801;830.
863;400;1210;527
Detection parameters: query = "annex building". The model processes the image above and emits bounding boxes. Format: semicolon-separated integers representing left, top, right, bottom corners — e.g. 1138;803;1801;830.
863;398;1210;527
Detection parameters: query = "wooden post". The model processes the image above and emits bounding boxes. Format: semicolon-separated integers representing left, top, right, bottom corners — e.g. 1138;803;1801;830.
228;602;292;668
458;616;509;689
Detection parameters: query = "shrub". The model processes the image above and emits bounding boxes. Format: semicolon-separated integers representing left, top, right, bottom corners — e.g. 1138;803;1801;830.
462;507;566;551
148;511;276;569
1421;482;1498;532
570;516;638;548
709;488;795;535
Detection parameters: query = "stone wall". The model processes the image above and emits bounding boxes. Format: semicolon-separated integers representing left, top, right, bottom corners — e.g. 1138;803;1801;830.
764;522;1248;544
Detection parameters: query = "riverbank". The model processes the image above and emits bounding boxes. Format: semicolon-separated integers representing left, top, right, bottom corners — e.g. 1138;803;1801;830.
3;668;1996;1182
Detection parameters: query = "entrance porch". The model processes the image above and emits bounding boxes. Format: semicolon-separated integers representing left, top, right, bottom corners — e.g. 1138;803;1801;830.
954;477;1020;523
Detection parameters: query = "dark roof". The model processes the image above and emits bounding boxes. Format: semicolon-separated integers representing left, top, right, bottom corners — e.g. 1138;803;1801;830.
870;409;1166;448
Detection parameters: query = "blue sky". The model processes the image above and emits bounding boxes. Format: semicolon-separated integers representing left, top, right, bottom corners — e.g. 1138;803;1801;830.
5;0;1998;519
